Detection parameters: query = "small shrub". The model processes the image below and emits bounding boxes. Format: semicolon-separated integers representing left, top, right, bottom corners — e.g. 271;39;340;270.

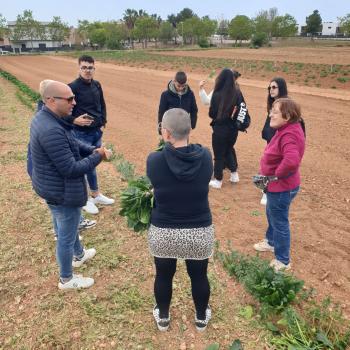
198;38;210;48
251;32;268;48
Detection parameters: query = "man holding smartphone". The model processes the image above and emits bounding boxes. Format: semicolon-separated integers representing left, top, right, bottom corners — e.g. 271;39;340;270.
68;55;114;214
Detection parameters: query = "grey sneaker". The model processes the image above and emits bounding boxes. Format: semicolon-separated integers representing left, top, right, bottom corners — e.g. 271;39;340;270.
195;305;211;332
153;305;170;331
78;219;97;231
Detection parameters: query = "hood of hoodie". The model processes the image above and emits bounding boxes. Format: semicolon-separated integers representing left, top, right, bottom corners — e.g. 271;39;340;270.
163;142;205;181
168;80;189;96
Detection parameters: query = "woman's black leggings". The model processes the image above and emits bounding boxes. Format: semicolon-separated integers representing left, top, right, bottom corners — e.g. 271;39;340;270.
154;257;210;320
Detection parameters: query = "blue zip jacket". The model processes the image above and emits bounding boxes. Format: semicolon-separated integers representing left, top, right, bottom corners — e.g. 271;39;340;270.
30;106;102;207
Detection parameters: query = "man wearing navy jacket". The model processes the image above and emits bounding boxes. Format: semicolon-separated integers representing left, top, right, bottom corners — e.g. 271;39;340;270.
30;81;109;290
68;55;114;214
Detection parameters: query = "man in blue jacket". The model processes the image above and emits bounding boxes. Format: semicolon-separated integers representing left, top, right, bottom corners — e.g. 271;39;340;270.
158;71;198;134
30;81;109;290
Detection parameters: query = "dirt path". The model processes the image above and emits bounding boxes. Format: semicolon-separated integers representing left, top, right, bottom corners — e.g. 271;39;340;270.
1;55;349;313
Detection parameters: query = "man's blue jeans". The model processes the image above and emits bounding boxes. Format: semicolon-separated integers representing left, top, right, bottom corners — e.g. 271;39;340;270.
265;186;299;265
73;128;102;192
48;204;84;279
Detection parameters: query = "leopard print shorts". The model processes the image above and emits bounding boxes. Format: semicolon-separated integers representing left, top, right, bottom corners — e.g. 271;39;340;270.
148;224;214;260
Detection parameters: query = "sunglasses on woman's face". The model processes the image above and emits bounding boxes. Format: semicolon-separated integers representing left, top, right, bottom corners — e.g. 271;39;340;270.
268;85;278;91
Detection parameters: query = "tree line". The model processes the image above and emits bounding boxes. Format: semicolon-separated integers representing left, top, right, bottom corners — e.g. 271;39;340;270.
1;8;350;50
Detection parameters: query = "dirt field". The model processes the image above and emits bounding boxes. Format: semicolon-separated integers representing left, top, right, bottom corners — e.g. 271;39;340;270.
155;46;350;65
0;53;349;314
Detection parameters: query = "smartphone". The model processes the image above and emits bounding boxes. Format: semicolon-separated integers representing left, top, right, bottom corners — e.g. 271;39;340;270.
83;114;94;120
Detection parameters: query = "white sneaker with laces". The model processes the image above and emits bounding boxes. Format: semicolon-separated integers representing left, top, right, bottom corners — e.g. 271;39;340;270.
254;239;274;252
72;248;96;268
58;274;94;290
209;179;222;189
260;193;267;206
92;194;115;205
270;259;291;272
83;198;99;214
230;172;239;183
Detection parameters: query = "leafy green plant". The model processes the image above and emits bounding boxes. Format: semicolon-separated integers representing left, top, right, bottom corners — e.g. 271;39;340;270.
119;176;153;233
337;77;349;83
155;139;165;152
115;158;135;181
217;249;303;315
0;70;40;103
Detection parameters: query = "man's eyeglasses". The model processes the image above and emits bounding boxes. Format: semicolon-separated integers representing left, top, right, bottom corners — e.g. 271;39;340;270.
80;66;95;71
53;96;75;103
268;86;278;91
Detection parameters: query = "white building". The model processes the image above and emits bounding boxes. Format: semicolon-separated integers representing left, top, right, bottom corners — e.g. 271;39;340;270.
4;21;63;52
322;22;339;36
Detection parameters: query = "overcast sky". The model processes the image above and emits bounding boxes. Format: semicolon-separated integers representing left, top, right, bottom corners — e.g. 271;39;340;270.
1;0;349;26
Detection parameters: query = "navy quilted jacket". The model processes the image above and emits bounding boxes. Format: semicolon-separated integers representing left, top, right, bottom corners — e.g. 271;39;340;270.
30;106;102;207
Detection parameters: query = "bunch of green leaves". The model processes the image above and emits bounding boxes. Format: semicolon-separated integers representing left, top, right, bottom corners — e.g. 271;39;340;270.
0;69;40;102
218;249;303;315
119;176;153;233
155;139;165;152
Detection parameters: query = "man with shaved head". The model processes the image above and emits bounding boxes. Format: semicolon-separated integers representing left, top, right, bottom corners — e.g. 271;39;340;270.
30;81;109;290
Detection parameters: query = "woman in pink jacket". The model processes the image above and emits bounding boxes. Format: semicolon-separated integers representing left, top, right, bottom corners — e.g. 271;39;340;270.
254;98;306;272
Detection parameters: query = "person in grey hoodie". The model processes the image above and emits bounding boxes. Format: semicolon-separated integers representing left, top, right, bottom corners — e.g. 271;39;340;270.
158;71;198;133
147;108;214;332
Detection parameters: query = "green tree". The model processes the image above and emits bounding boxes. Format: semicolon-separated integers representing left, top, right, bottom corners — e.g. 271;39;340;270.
89;27;107;48
338;14;350;36
254;7;278;40
103;21;128;49
176;8;196;23
271;14;298;37
48;16;70;44
217;19;229;43
305;10;322;36
0;14;9;40
133;16;159;48
228;15;254;44
182;17;200;45
77;19;90;45
12;10;41;50
159;21;175;44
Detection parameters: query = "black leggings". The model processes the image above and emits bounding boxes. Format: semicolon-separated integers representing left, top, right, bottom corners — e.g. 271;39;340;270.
154;257;210;320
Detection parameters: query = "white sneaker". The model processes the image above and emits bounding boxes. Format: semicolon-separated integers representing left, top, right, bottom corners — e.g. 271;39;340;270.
270;259;291;272
72;248;96;268
209;179;222;189
83;198;99;214
230;172;239;183
92;194;114;205
260;193;267;206
58;274;94;290
254;239;274;252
